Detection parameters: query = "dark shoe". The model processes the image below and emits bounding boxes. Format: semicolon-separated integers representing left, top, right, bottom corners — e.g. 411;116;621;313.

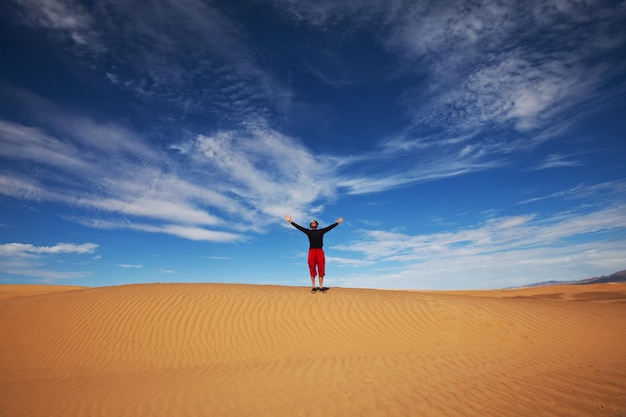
311;287;318;293
320;287;328;293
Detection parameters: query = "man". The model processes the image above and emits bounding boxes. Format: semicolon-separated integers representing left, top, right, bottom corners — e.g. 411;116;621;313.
285;215;343;293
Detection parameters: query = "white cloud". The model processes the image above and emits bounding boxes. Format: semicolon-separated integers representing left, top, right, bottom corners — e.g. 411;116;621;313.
334;204;626;289
336;240;626;290
0;175;48;201
455;57;579;131
11;0;102;54
517;180;626;205
489;215;536;230
0;242;98;280
0;242;98;257
348;205;626;261
529;154;585;170
0;113;254;241
192;125;338;221
157;225;243;242
71;218;245;243
336;143;505;195
0;267;93;280
0;119;91;171
82;196;222;227
14;0;91;31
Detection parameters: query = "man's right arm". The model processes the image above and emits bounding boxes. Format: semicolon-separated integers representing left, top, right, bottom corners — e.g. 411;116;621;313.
285;215;308;233
290;222;308;233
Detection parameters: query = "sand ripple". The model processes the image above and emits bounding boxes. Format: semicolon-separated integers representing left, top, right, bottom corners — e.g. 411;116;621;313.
1;283;625;416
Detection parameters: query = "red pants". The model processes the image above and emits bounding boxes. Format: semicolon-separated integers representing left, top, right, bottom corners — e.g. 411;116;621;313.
308;248;326;277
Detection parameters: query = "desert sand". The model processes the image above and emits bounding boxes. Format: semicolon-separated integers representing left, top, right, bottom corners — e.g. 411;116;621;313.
1;283;625;417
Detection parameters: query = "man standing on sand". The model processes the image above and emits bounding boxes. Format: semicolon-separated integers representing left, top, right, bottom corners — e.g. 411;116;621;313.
285;215;343;293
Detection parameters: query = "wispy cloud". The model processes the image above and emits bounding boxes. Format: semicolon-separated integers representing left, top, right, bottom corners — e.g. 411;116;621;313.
190;124;340;222
0;118;92;172
336;240;626;290
529;154;585;171
0;267;93;281
68;217;244;243
0;104;251;241
0;242;98;280
517;180;626;205
333;130;507;195
117;264;143;269
0;242;98;257
334;204;626;289
340;206;626;261
12;0;96;43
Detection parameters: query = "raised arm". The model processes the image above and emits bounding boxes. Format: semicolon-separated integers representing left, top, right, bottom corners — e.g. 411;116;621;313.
285;215;308;233
319;218;343;233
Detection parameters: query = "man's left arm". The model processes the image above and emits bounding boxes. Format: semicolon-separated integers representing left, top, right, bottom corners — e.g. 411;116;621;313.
321;217;343;233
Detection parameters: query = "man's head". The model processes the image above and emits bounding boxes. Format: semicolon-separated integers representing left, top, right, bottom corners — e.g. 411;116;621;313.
310;220;318;229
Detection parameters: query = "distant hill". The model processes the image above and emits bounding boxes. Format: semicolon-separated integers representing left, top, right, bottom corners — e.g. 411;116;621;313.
577;270;626;284
525;270;626;288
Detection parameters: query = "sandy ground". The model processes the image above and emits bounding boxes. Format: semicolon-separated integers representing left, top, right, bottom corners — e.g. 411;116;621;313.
1;282;625;417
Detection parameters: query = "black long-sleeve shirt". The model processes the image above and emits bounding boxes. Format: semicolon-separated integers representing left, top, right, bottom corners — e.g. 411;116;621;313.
290;222;339;249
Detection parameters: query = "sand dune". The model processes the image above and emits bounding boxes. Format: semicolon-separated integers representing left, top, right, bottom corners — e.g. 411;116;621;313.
1;283;625;417
0;284;86;301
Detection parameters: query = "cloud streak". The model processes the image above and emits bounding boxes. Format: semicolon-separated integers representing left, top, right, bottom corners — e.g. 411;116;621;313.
0;242;98;280
334;204;626;289
0;242;98;257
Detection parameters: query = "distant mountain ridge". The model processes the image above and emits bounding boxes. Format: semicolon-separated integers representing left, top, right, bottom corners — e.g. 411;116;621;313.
525;270;626;288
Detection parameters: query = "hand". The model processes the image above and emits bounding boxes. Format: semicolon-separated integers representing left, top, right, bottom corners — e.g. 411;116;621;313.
285;215;292;223
337;217;343;224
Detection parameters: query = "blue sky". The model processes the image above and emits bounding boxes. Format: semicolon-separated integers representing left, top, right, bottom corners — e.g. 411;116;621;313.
1;0;625;290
